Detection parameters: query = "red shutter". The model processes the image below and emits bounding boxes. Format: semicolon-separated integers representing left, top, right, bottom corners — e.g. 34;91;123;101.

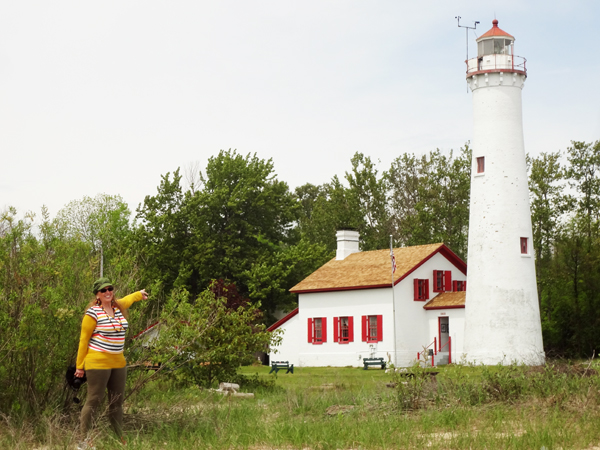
348;316;354;342
433;271;440;292
414;279;419;300
452;280;458;292
321;317;327;343
333;317;339;343
308;318;313;343
425;279;430;299
361;315;367;341
445;271;452;291
376;315;383;342
464;280;467;291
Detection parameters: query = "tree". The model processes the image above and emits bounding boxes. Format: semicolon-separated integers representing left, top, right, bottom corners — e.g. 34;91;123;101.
140;283;281;387
528;151;568;262
243;238;331;318
55;193;132;276
0;207;96;415
296;153;391;253
180;150;298;297
566;140;600;239
134;169;188;296
388;145;471;259
345;153;391;250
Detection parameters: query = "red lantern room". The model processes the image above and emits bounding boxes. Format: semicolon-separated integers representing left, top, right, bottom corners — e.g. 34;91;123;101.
466;20;526;77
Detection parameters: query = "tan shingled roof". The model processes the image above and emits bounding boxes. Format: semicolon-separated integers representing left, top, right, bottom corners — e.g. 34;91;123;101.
423;291;466;310
290;243;446;293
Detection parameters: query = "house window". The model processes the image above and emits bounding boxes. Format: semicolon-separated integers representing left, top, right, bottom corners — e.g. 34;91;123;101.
414;279;429;301
453;280;466;292
333;316;354;344
520;237;528;254
361;315;382;343
433;270;452;292
477;156;485;173
307;317;327;344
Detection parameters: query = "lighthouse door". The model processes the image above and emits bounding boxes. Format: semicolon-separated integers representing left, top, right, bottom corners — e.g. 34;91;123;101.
439;317;449;351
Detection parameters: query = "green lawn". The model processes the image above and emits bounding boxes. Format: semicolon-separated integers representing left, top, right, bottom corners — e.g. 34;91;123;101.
3;363;600;449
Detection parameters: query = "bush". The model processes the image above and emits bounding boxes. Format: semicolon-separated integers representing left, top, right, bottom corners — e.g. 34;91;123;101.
131;283;281;388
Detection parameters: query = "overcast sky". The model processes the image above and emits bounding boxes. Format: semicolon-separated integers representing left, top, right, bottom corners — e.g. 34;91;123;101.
2;1;599;218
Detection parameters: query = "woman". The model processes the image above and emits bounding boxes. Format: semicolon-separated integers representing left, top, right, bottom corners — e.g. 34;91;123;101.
75;277;148;445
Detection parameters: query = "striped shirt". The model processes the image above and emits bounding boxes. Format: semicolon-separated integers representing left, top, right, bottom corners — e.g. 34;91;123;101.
85;306;130;354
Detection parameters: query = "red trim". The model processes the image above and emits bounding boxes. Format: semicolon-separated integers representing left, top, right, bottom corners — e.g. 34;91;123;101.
348;316;354;342
414;279;429;301
438;317;441;351
444;271;452;291
132;321;160;339
290;244;467;294
477;156;485;173
466;68;527;78
521;237;528;254
433;270;443;293
291;283;395;294
361;315;367;342
423;304;465;310
268;307;299;332
476;19;515;40
333;316;339;343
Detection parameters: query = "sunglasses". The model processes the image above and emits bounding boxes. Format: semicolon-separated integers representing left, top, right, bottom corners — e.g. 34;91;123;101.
99;286;114;293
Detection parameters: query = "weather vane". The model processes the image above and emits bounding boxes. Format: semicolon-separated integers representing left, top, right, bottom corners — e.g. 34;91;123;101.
455;16;479;62
456;16;479;92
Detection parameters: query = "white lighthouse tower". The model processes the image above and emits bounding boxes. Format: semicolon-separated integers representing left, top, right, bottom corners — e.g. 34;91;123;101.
463;20;545;365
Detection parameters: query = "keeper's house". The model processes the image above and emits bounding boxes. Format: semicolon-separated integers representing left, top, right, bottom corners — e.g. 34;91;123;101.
268;230;467;367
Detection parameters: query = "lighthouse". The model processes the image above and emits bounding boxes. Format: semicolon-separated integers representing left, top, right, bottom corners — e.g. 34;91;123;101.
463;20;545;365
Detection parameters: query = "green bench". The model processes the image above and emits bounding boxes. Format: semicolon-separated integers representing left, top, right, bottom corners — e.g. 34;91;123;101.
363;357;386;370
269;360;294;374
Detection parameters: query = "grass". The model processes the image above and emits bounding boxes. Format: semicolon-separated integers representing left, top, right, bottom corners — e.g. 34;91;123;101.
2;361;600;449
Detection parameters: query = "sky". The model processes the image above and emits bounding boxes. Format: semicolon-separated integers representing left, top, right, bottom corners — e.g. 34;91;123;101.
1;1;599;218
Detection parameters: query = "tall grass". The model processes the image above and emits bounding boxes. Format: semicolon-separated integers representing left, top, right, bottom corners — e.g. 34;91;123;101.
1;361;600;449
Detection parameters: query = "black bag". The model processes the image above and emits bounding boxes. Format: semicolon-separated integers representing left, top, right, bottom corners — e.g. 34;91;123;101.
65;365;87;403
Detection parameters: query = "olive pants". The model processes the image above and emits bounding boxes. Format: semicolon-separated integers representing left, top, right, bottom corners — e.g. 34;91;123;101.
80;367;127;437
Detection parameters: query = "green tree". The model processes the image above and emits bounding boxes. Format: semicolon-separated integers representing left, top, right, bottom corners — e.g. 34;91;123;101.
243;238;331;318
181;150;298;297
388;145;471;259
140;282;281;387
566;140;600;239
134;169;188;297
0;207;95;416
296;153;391;253
55;193;132;276
345;153;391;250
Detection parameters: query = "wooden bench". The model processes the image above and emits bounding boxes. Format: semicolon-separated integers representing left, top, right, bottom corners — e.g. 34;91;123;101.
269;361;294;374
363;357;386;370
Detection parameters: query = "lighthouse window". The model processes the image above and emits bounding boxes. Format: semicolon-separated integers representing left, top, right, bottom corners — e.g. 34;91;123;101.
482;40;494;56
520;237;528;254
477;157;485;173
494;39;505;54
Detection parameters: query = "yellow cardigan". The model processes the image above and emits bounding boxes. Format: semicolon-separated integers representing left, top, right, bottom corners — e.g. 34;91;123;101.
76;291;143;370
